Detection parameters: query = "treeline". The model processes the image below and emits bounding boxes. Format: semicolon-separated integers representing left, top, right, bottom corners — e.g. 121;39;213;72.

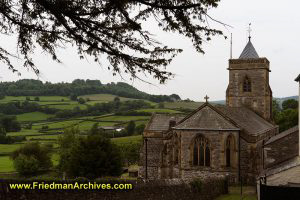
0;79;181;103
273;99;298;132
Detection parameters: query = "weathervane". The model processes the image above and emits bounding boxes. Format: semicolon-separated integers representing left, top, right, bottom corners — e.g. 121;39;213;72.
247;23;252;41
204;95;209;103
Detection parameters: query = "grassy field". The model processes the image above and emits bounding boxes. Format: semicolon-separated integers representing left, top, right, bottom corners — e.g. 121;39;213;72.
16;112;54;121
112;135;142;146
0;96;70;102
79;94;136;102
0;156;15;172
215;186;257;200
99;115;151;121
164;101;203;109
137;108;182;113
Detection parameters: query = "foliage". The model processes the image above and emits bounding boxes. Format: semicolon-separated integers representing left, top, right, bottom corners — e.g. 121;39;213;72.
274;109;298;132
11;142;53;175
158;102;165;108
78;97;86;104
118;142;141;166
0;114;21;132
34;96;40;101
282;99;298;110
135;124;146;135
0;1;223;83
0;79;180;102
126;121;136;136
57;127;80;173
273;99;298;132
59;130;122;179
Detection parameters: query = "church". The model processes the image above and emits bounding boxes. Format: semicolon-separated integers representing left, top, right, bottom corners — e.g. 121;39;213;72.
139;37;279;184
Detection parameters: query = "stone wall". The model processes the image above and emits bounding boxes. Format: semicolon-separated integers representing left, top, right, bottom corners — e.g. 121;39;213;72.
0;179;228;200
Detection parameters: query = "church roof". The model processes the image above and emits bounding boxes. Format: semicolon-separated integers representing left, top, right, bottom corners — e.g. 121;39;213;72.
239;40;259;59
295;74;300;82
145;114;185;131
215;105;276;135
264;125;299;145
174;103;239;130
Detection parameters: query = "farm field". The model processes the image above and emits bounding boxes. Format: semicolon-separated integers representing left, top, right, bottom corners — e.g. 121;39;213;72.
0;93;194;175
137;108;182;113
16;112;54;121
164;101;203;109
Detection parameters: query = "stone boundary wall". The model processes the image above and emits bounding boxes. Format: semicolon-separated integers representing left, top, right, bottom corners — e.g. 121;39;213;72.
0;178;228;200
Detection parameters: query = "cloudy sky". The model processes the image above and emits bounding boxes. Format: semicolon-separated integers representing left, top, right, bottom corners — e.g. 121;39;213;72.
1;0;299;101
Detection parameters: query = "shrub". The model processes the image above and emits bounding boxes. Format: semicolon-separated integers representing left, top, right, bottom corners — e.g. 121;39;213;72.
59;133;122;179
34;96;40;101
41;125;49;130
26;96;31;101
11;142;53;175
78;98;86;104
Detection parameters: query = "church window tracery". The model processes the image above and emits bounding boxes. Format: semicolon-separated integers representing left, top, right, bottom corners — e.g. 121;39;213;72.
243;76;251;92
193;136;210;167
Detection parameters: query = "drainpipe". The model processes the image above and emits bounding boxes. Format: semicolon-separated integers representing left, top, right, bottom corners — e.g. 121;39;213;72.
295;75;300;156
145;137;148;180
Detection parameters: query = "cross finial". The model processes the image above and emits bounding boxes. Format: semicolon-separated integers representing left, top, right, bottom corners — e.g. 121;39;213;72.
247;23;252;41
204;95;209;103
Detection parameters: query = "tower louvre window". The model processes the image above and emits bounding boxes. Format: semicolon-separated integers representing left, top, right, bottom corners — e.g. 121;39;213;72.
243;76;252;92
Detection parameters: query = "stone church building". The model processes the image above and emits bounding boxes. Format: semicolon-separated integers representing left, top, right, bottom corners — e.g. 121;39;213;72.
139;38;279;183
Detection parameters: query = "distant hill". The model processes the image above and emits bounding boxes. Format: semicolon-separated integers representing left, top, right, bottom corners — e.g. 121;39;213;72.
211;96;299;107
0;79;181;103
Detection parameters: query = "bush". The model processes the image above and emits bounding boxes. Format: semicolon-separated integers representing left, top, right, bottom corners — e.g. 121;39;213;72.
13;154;39;175
11;142;53;175
78;98;86;104
41;125;49;130
26;96;31;101
34;96;40;101
126;121;135;136
59;133;122;179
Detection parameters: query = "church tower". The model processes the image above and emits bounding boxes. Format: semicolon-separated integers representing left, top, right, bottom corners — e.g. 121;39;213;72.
226;37;272;121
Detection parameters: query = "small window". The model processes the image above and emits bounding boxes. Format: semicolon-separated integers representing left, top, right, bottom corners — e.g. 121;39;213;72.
193;136;210;167
243;76;251;92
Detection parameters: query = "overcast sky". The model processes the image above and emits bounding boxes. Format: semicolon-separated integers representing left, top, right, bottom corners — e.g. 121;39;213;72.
1;0;299;101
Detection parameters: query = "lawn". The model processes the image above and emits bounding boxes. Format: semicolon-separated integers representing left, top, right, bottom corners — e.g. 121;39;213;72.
16;112;54;121
7;129;41;136
215;186;257;200
0;156;15;172
99;115;151;121
0;96;70;102
79;94;136;102
136;108;182;113
112;135;142;146
0;144;24;154
164;101;203;109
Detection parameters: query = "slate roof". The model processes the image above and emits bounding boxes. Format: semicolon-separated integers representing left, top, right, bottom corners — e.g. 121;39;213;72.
239;40;259;59
264;125;299;145
174;104;239;130
215;105;276;135
145;114;185;131
295;74;300;82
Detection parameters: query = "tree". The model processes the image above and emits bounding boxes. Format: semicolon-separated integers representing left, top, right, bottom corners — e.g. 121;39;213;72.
135;124;146;135
34;96;40;101
158;102;165;109
126;121;136;136
282;99;298;110
0;1;224;83
78;97;86;104
11;142;52;175
59;133;122;179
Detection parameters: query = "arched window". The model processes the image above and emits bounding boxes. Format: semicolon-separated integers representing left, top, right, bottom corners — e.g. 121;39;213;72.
193;136;210;167
243;76;251;92
226;135;235;167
